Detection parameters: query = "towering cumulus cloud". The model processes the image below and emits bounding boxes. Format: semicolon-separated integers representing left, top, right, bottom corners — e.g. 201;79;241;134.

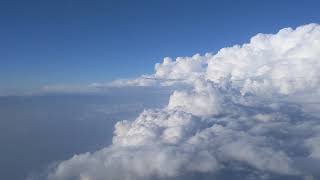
48;24;320;180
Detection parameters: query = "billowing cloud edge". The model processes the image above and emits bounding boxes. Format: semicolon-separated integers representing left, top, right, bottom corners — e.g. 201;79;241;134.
45;23;320;180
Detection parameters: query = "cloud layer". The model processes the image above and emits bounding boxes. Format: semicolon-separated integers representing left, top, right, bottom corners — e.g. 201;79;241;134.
47;24;320;180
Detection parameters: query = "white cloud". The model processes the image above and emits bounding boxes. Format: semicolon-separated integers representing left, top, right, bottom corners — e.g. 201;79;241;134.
167;79;221;117
46;23;320;180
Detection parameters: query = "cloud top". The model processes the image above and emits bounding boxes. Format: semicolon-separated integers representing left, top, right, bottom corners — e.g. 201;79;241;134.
47;23;320;180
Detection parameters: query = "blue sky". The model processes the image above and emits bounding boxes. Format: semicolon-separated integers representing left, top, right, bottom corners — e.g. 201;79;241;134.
1;0;320;92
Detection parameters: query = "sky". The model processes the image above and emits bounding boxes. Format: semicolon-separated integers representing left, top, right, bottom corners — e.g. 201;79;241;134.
1;1;320;180
1;0;320;93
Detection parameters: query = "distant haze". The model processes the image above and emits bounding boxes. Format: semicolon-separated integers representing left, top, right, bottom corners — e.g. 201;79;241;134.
0;88;170;180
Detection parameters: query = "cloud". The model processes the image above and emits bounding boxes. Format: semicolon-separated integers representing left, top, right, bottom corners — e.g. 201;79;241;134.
167;79;222;117
46;23;320;180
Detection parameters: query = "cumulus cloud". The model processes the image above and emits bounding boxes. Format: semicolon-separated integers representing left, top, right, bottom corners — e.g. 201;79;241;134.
46;23;320;180
167;79;222;117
